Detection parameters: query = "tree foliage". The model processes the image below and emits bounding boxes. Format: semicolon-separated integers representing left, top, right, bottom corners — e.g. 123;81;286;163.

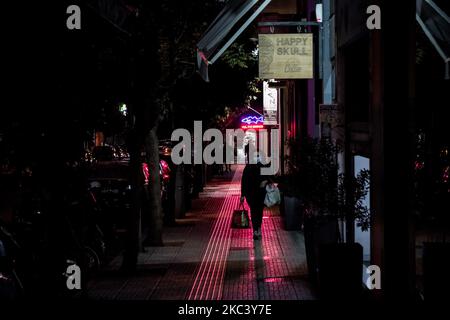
282;137;371;230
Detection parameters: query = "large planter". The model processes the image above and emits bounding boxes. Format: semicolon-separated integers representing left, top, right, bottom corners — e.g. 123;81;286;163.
318;242;363;300
423;242;450;301
280;194;302;231
303;216;340;283
163;164;186;224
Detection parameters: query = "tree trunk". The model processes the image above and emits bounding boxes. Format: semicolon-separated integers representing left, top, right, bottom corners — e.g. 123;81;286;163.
143;126;164;246
121;128;142;272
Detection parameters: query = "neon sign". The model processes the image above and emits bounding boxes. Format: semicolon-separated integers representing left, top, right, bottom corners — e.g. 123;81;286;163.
241;116;263;125
241;124;264;129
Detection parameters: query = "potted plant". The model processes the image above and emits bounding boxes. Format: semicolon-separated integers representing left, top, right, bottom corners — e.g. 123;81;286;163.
278;137;338;231
280;136;371;297
318;168;370;300
278;173;303;231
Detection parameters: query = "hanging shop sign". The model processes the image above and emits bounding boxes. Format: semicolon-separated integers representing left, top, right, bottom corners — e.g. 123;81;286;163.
319;104;342;138
258;33;313;79
263;81;278;125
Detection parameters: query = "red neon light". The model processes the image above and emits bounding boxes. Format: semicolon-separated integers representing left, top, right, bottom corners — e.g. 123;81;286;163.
241;124;264;129
198;50;209;65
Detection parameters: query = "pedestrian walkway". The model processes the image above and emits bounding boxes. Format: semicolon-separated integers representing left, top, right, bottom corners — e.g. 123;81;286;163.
87;166;316;300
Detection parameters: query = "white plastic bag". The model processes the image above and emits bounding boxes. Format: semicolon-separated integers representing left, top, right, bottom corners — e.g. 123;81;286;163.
264;183;281;207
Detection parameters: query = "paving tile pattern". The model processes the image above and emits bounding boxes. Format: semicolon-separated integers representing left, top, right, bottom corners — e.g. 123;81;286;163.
87;167;316;300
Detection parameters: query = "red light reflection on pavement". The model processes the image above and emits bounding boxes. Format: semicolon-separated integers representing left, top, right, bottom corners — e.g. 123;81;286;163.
263;277;284;283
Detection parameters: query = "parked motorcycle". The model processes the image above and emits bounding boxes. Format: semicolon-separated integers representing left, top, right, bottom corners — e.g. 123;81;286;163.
0;166;107;299
0;223;24;299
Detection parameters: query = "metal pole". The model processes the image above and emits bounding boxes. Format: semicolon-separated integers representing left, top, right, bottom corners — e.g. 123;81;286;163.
247;106;263;117
258;21;322;27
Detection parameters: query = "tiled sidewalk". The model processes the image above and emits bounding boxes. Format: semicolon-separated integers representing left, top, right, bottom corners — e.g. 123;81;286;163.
86;166;316;300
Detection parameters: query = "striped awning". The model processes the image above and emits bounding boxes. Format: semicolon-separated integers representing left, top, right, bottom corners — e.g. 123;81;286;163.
416;0;450;79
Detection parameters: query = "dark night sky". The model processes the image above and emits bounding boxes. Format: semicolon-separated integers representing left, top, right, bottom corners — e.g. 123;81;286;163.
1;2;117;162
1;1;255;163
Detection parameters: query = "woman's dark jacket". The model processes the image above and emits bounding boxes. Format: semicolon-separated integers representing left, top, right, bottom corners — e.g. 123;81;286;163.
241;163;266;207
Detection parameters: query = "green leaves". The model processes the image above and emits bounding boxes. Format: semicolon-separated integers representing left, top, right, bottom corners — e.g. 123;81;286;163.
284;137;339;215
338;169;371;231
221;43;257;69
283;137;371;230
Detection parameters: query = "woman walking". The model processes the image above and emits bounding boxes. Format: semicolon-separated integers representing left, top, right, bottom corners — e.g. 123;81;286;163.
240;153;268;240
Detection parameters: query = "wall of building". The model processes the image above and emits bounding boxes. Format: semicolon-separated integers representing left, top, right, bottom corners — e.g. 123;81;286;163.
335;0;418;299
264;0;298;15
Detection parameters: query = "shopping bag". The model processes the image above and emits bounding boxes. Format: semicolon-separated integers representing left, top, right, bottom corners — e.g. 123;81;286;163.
232;204;250;228
264;183;281;207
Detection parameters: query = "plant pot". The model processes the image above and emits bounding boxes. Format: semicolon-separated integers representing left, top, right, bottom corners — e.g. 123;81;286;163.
423;242;450;301
280;194;302;231
318;242;363;300
303;216;340;283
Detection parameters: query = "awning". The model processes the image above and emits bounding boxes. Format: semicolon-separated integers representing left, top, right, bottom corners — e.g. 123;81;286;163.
416;0;450;79
197;0;272;82
85;0;139;36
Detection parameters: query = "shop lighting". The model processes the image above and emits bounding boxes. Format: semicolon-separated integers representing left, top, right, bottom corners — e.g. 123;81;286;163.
241;116;264;125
